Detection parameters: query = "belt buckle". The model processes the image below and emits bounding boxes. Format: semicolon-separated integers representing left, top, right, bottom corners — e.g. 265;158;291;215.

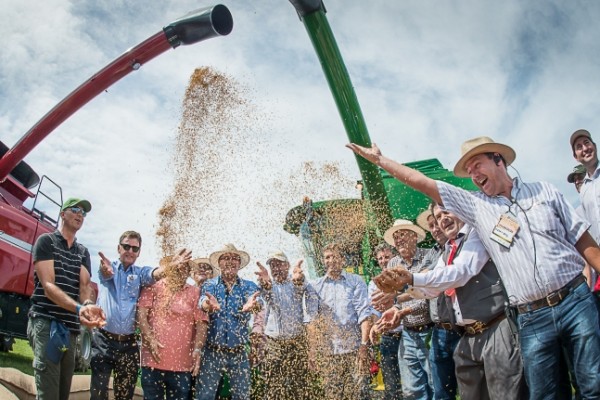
441;322;453;331
546;291;562;307
465;321;485;335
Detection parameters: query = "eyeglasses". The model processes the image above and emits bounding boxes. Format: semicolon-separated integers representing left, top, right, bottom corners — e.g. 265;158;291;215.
66;207;87;217
120;243;140;253
219;255;241;262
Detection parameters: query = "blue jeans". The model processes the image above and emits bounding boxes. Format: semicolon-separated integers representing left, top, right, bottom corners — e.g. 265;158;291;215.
141;367;191;400
196;347;250;400
518;281;600;399
429;327;459;400
380;334;403;400
400;328;433;400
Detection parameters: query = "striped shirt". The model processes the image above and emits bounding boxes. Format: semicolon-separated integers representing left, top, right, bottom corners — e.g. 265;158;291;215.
30;230;91;332
388;248;434;327
437;178;588;305
579;164;600;288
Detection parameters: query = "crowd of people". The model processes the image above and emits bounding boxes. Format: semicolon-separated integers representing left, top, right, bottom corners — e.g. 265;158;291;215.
26;128;600;400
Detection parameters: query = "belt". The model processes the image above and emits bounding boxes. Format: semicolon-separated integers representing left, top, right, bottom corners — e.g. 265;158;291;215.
206;343;246;353
462;313;506;336
516;274;586;314
403;322;434;332
435;322;454;331
99;329;137;342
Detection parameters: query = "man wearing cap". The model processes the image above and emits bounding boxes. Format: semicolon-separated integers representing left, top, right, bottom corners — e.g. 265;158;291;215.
384;219;435;400
416;206;459;400
567;164;586;195
368;242;402;400
91;231;192;400
196;244;263;400
28;197;106;400
571;129;600;297
188;258;219;287
305;243;374;400
253;250;311;400
347;136;600;398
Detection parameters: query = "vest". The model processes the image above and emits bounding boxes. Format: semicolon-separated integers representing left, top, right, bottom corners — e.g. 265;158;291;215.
436;230;507;326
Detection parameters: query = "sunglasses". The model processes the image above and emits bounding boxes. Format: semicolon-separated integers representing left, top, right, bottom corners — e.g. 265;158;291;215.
120;243;140;253
66;207;87;217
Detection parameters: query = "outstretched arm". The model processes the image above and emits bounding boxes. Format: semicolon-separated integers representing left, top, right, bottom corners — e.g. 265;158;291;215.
346;142;441;204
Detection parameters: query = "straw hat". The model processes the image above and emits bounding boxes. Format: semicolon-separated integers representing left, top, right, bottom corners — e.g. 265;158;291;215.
453;136;516;178
209;243;250;268
383;219;426;245
191;257;220;276
416;209;435;232
266;250;289;265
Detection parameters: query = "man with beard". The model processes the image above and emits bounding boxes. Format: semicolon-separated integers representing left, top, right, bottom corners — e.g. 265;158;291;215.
196;244;263;400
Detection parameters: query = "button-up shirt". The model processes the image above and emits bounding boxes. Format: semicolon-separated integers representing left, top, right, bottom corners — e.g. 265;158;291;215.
201;276;261;348
306;271;373;355
437;178;588;305
388;248;434;327
261;278;307;339
97;261;156;335
579;164;600;288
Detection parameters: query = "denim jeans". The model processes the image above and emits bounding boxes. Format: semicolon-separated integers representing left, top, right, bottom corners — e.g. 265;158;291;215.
400;328;433;400
379;334;403;400
196;347;250;400
141;367;191;400
428;327;459;400
518;281;600;399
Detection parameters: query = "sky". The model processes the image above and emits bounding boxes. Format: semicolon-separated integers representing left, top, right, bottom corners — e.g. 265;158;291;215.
2;0;600;282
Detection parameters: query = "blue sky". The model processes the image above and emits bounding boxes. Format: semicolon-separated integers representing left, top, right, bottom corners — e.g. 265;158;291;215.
2;0;600;280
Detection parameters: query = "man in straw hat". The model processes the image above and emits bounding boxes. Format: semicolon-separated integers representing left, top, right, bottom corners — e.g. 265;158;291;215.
196;244;263;400
347;136;600;398
416;206;460;400
383;219;435;399
92;231;192;400
253;250;311;400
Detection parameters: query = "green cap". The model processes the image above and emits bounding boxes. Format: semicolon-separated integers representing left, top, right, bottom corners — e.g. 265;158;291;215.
61;198;92;212
567;165;586;183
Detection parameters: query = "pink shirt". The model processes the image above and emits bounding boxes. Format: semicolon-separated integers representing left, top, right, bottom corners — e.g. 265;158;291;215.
138;281;208;371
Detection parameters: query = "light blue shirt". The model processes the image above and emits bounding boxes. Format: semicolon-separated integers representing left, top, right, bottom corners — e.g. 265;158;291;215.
201;276;261;348
306;271;374;355
96;261;156;335
261;279;307;339
438;178;589;305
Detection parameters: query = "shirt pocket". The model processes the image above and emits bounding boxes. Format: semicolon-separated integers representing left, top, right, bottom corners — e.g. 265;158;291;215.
126;275;141;298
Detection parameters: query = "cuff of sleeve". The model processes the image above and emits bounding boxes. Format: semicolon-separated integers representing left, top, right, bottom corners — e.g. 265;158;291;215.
412;273;427;287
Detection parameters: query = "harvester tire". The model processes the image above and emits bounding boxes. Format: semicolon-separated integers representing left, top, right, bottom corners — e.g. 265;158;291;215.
74;328;92;371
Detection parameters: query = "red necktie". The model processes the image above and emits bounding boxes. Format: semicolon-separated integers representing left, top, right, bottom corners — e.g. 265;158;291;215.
444;239;458;297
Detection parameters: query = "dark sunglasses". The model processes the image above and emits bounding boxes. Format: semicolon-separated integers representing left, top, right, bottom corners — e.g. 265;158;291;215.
219;255;241;262
120;243;140;253
66;207;87;217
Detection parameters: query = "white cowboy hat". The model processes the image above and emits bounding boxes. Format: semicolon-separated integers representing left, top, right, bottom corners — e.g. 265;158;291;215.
453;136;516;178
383;219;426;245
266;250;289;265
191;257;221;276
209;243;250;268
416;209;435;232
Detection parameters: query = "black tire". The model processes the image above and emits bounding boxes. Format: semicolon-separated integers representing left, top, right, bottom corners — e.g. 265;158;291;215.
74;328;92;371
0;335;14;352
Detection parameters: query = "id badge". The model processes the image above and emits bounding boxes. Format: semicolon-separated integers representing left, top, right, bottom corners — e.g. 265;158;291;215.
490;213;520;248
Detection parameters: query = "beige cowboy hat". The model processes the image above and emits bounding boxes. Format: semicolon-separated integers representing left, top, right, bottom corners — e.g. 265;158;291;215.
209;243;250;268
191;257;221;276
416;209;435;232
453;136;516;178
384;219;426;245
266;250;289;265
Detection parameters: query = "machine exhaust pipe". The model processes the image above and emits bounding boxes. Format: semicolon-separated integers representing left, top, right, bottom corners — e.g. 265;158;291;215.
0;4;233;183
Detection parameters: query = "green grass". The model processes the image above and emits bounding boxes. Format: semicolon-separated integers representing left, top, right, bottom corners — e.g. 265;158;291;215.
0;339;34;375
